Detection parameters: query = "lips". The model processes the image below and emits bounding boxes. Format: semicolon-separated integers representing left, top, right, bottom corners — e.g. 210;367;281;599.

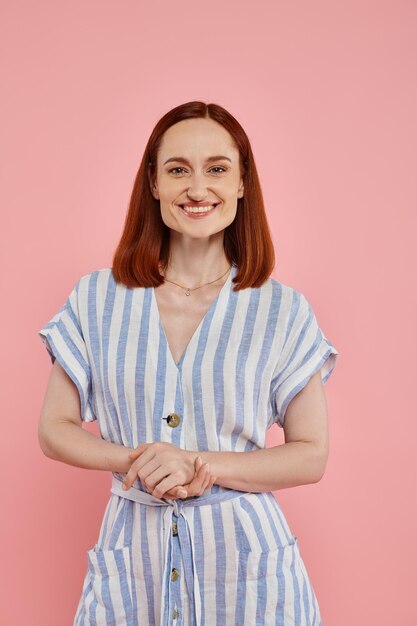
181;201;218;206
180;202;219;208
178;203;220;218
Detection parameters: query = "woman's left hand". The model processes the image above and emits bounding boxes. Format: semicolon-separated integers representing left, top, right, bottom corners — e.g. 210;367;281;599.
123;442;200;498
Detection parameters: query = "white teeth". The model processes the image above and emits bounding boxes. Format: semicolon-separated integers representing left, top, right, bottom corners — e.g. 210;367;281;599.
181;204;216;213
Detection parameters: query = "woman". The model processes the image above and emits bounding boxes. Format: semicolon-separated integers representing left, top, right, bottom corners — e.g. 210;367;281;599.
38;101;339;625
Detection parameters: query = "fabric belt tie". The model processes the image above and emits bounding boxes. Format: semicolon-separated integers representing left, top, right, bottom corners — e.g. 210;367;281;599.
111;475;245;626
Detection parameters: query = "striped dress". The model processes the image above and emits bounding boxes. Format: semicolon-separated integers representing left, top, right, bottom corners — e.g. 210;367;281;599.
38;264;339;626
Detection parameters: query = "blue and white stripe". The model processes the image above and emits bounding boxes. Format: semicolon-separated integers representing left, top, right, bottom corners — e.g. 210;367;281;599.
39;264;339;625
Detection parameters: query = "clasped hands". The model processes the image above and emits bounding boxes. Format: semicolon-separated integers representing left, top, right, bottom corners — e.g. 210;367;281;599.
123;442;217;500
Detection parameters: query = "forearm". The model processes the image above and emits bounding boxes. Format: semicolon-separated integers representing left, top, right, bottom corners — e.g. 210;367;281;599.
40;422;134;473
199;442;327;492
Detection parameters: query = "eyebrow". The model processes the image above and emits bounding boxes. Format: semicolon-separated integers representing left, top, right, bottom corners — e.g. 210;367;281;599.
163;155;232;166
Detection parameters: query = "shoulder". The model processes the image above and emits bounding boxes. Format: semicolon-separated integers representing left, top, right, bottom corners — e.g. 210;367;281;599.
71;268;125;308
76;267;113;287
74;268;122;294
263;275;309;316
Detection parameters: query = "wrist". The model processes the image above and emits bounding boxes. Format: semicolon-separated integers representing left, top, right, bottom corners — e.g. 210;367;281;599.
198;450;237;485
198;450;219;474
117;445;136;473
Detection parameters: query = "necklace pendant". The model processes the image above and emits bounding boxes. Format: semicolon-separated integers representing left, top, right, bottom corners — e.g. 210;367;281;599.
185;289;191;296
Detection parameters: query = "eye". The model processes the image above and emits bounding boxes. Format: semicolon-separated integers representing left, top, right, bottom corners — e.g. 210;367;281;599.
167;165;227;175
168;167;187;175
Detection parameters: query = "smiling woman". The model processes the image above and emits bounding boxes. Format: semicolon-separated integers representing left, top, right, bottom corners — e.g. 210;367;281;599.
38;100;339;625
112;100;275;291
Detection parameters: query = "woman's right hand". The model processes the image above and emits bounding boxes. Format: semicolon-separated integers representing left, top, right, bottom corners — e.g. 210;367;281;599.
152;456;217;500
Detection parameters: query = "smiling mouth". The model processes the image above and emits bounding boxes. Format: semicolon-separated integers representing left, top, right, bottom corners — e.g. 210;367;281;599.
179;203;219;215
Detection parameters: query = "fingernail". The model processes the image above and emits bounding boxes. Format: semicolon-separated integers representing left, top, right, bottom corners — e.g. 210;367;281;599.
122;483;127;490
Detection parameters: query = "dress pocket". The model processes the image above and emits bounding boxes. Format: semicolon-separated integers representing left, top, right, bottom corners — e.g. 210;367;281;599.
86;544;133;622
237;535;300;581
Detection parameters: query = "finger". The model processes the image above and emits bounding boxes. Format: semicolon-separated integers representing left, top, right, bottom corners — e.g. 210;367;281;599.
163;486;186;500
123;464;142;490
190;456;202;481
201;472;216;493
132;449;157;473
128;443;150;459
151;475;186;500
152;473;182;498
187;463;210;496
123;451;158;489
138;461;166;490
186;463;207;491
140;461;174;491
195;463;210;487
123;453;158;490
201;471;212;490
193;457;208;480
196;474;210;496
173;486;188;498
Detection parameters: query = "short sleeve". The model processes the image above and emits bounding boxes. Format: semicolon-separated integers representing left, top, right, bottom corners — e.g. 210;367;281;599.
38;278;97;422
270;291;339;428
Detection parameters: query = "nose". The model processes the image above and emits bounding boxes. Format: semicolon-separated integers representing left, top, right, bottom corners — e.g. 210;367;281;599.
186;173;208;201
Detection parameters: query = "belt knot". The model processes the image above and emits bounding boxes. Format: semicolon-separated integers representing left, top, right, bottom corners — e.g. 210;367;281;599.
172;498;182;516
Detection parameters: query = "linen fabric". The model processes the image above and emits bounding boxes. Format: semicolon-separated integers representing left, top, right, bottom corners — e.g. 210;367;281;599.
38;264;339;625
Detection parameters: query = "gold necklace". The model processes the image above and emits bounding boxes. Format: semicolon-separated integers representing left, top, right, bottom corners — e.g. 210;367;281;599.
162;265;232;296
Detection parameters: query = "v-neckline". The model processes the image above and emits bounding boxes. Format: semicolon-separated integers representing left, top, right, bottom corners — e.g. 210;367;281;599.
151;264;236;370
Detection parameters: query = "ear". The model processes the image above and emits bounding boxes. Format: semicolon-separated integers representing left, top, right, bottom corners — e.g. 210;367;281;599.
238;178;244;198
148;165;159;200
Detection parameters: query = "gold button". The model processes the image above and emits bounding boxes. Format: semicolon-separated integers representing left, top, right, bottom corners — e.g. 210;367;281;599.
166;413;181;428
172;522;178;536
173;608;178;619
171;568;179;582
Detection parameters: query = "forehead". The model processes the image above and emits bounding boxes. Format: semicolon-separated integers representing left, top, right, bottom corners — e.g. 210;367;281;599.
158;118;238;159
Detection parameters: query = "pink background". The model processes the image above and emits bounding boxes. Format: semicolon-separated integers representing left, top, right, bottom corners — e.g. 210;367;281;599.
2;1;416;624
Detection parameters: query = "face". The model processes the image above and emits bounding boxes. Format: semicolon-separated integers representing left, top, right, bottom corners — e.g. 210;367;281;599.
150;118;244;240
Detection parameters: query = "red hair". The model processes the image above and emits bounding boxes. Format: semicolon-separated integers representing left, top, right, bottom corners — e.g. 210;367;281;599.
112;101;275;290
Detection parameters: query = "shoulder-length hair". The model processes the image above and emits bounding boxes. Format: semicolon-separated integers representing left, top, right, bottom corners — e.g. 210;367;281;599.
112;101;275;290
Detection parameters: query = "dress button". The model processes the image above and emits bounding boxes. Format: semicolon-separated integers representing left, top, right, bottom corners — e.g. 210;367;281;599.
166;413;181;428
172;522;178;536
171;568;179;582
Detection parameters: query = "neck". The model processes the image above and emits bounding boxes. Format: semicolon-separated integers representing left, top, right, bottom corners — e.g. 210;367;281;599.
162;232;231;286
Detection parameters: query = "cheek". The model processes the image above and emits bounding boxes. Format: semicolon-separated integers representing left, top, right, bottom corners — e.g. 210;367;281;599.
160;205;177;225
219;200;238;225
156;174;179;196
159;186;176;201
219;179;241;198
